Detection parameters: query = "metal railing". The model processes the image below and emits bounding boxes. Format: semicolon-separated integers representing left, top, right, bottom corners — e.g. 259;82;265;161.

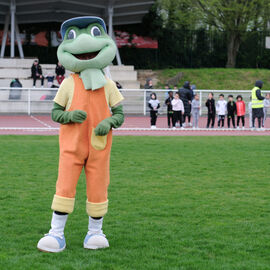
0;87;268;115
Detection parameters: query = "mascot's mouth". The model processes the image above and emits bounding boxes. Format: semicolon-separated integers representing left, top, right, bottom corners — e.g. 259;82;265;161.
72;51;100;60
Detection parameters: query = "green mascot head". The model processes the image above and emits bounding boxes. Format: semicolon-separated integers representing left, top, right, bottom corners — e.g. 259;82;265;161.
57;16;117;90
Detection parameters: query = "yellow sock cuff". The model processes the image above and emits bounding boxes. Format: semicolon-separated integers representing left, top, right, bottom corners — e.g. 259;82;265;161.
51;194;75;214
86;200;108;217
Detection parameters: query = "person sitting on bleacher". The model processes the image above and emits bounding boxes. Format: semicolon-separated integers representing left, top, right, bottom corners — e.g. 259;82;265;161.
31;60;44;87
55;62;65;85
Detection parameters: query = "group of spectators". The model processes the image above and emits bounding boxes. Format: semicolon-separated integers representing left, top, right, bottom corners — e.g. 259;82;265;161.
30;59;65;88
205;80;269;129
148;80;270;130
148;81;196;129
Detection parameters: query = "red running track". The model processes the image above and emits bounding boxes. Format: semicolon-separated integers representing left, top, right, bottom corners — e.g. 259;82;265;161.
0;115;269;136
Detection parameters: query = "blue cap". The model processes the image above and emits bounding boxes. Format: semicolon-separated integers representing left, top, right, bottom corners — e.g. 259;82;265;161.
60;16;107;39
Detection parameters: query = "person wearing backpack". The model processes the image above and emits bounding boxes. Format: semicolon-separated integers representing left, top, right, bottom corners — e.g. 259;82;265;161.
9;78;22;100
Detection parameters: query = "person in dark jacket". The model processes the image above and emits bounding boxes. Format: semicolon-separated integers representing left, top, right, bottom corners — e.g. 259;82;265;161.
178;81;192;127
205;92;216;128
144;78;153;89
251;80;265;129
165;91;174;128
227;95;237;128
55;62;65;85
31;60;44;87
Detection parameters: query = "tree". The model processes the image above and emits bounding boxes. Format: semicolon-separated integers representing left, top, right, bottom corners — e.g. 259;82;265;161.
196;0;270;67
158;0;201;30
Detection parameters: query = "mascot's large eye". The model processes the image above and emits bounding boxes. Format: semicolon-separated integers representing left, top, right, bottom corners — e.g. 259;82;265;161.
67;29;76;40
90;26;101;37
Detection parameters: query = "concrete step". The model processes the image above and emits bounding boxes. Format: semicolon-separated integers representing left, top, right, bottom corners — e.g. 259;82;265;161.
0;100;54;114
0;88;145;114
0;68;72;79
109;70;137;81
0;58;134;71
109;65;134;71
0;78;140;89
0;59;139;88
118;80;140;89
0;79;59;88
0;68;137;82
0;99;143;114
0;58;38;68
0;88;57;101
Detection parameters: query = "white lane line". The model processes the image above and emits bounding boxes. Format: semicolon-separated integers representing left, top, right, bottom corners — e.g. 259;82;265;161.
114;128;270;131
0;127;59;130
0;127;269;132
30;115;53;128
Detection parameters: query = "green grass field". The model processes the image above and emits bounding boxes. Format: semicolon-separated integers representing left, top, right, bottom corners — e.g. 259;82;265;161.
0;135;270;270
157;68;270;90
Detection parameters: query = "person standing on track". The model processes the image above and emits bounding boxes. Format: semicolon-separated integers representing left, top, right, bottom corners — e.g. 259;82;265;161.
165;91;174;128
191;93;200;128
172;92;184;129
251;80;265;129
216;94;227;128
179;81;192;127
263;93;270;127
227;95;236;128
248;96;253;128
148;92;160;129
205;92;216;128
236;95;246;129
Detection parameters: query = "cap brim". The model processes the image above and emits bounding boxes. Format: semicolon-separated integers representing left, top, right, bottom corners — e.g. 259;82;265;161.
60;16;107;39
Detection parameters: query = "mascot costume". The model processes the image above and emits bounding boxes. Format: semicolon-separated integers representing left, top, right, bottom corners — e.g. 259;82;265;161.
37;16;124;252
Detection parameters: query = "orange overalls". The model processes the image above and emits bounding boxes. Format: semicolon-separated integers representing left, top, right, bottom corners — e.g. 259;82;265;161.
51;74;112;217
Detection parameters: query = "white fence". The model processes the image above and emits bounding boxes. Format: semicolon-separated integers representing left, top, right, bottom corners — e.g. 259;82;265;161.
0;87;268;115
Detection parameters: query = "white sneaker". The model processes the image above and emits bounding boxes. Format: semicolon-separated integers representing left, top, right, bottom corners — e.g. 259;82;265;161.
37;232;66;253
151;125;156;129
189;123;192;127
37;212;68;252
237;126;240;129
84;232;109;250
172;127;176;130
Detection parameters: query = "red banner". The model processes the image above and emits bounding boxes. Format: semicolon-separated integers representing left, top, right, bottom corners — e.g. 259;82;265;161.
115;30;158;49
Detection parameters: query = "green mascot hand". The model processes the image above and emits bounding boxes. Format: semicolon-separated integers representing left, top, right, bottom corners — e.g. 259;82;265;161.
51;102;87;124
95;119;112;136
94;104;124;136
70;110;87;123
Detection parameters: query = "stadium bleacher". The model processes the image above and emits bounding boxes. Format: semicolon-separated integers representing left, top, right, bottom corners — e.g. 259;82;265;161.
0;58;139;88
0;58;141;114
